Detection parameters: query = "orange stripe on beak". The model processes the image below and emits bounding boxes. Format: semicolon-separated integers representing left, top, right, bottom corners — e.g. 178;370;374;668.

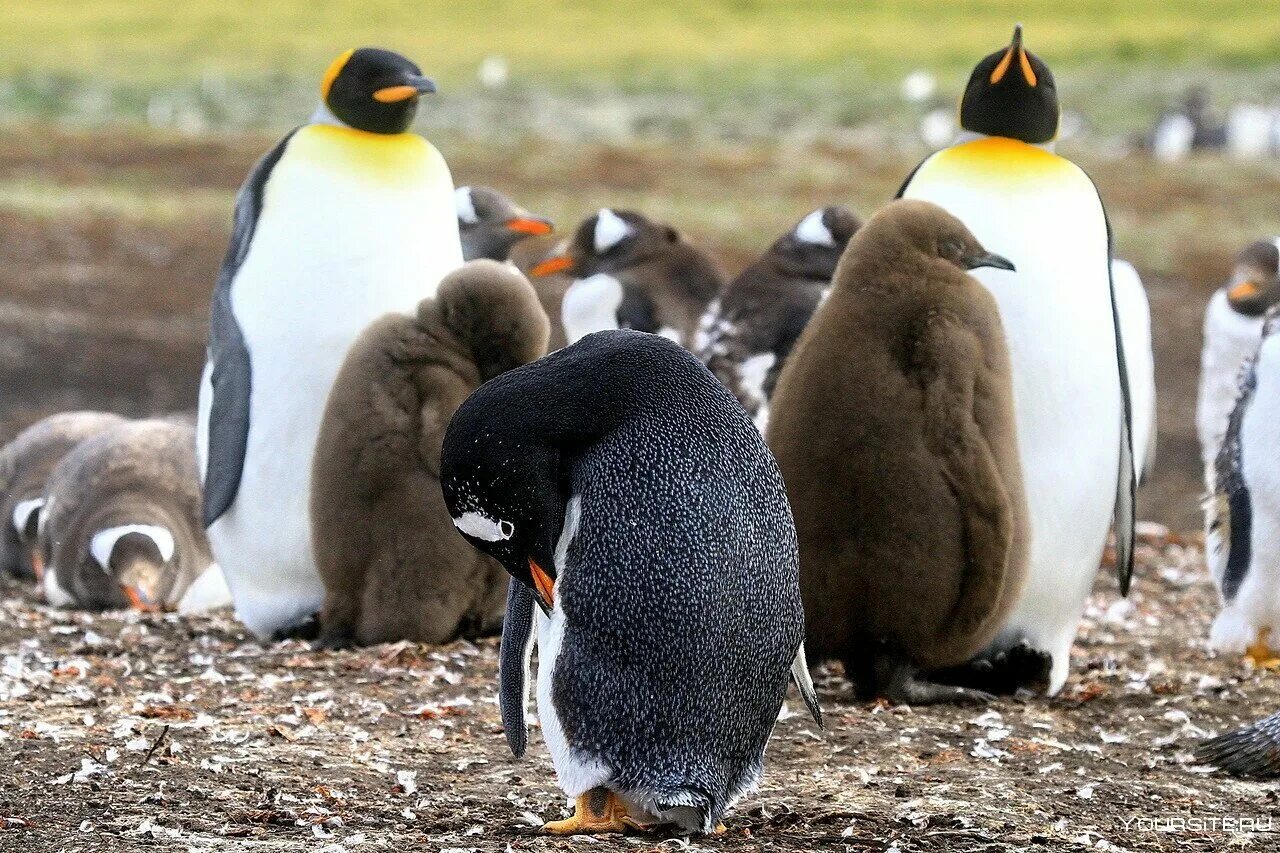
530;256;574;277
123;585;160;613
528;557;556;608
507;217;553;236
373;85;420;103
1018;48;1037;87
1230;280;1262;300
31;550;44;582
989;47;1014;84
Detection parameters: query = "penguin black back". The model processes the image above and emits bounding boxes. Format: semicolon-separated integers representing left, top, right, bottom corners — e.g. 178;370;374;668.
959;25;1058;144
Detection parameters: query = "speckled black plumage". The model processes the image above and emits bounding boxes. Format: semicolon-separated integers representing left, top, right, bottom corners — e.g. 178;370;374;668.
1197;711;1280;777
441;329;809;832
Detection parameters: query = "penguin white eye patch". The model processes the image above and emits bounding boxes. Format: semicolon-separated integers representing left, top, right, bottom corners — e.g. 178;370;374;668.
454;187;479;224
11;497;44;538
794;209;836;247
90;524;176;573
593;209;634;254
453;511;514;542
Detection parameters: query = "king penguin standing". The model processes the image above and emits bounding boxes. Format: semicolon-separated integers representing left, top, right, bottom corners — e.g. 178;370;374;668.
197;47;463;639
898;25;1136;695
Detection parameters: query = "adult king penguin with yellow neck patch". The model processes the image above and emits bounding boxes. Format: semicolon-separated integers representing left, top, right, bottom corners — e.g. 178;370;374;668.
197;47;463;640
898;25;1136;695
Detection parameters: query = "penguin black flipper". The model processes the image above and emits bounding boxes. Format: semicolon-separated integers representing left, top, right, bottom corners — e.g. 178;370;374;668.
1212;331;1263;601
201;130;296;527
1096;190;1137;596
1196;711;1280;778
498;578;536;758
791;643;823;728
893;156;930;200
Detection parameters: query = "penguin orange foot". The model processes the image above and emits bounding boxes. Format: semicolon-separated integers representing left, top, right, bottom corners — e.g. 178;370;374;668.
543;788;651;835
1245;628;1280;669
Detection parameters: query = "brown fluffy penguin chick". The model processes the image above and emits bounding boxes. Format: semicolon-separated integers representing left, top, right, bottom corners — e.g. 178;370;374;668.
0;411;126;580
39;418;221;613
768;199;1029;705
311;259;550;649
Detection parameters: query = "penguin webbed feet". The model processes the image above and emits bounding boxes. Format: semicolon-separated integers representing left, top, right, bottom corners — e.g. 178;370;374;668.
1245;628;1280;669
929;640;1052;695
542;788;654;835
885;664;994;706
271;614;321;643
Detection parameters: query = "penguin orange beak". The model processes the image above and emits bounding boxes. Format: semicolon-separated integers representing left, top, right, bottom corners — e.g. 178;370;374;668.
31;550;44;582
373;75;437;103
990;24;1037;87
122;584;160;613
506;217;554;236
528;557;556;608
531;255;575;277
1230;280;1262;300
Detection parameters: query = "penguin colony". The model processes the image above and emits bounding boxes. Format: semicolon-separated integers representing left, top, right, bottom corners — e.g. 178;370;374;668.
5;23;1280;830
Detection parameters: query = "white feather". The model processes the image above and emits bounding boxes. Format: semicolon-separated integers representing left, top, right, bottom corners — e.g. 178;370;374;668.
42;562;75;608
561;273;623;344
793;209;836;247
1197;289;1267;474
593;208;634;254
452;511;513;542
454;186;479;224
1111;259;1156;479
177;563;234;614
90;524;175;572
11;497;44;536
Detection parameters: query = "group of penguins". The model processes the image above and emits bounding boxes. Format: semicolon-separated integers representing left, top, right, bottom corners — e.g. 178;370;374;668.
5;25;1280;834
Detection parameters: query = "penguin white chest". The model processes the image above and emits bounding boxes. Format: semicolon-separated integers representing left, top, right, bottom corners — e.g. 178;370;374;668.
1198;290;1265;472
211;124;463;638
904;137;1120;692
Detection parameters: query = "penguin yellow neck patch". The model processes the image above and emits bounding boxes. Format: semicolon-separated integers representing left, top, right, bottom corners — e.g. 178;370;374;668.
320;49;355;100
930;136;1074;184
291;124;441;186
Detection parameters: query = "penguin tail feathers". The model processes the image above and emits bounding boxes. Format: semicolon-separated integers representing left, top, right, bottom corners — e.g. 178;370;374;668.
791;644;824;729
1196;712;1280;778
433;259;550;381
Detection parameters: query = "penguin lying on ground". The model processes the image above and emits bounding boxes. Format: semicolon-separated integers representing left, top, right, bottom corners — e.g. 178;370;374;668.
770;200;1028;704
1112;259;1157;480
898;25;1136;695
40;418;229;613
1204;309;1280;663
1196;239;1280;476
455;185;553;262
1197;710;1280;777
696;205;861;431
530;209;724;347
197;47;463;640
440;329;820;836
0;411;124;580
311;260;549;648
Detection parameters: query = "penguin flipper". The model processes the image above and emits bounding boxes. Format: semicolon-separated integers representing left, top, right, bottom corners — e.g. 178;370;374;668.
498;578;536;757
790;643;823;728
201;130;297;527
1196;711;1280;778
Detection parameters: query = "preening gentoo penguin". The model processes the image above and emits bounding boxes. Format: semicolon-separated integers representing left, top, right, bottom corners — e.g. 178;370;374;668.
311;260;549;648
39;418;228;614
696;205;861;431
1197;710;1280;777
1196;239;1280;475
440;330;820;836
197;47;463;639
769;200;1028;704
1112;259;1157;479
898;25;1136;695
530;209;724;347
0;411;124;580
1204;309;1280;664
455;185;553;262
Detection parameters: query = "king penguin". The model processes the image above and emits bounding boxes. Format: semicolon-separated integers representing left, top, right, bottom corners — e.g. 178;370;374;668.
196;47;463;640
1196;239;1280;476
440;330;820;836
898;25;1136;695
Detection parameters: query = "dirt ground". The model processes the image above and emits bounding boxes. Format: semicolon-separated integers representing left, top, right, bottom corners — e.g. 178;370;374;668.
2;531;1279;852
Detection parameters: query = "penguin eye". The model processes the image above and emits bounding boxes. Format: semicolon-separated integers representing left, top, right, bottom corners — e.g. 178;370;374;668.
499;520;515;538
940;238;965;259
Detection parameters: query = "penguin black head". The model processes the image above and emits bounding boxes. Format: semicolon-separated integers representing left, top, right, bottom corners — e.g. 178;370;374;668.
1226;240;1280;316
529;208;678;279
772;205;863;280
455;186;554;262
321;47;436;135
959;25;1058;145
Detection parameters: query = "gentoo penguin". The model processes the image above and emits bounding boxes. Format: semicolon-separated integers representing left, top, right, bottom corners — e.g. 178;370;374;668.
509;235;572;350
529;209;724;347
1203;309;1280;663
311;260;549;648
1196;239;1280;474
769;200;1028;704
1112;259;1157;480
455;185;553;262
39;418;228;614
197;47;463;639
898;25;1136;695
695;205;861;431
1197;710;1280;777
440;330;820;836
0;411;124;580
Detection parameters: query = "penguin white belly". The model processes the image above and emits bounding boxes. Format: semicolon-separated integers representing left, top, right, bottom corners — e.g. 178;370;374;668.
904;138;1119;694
209;124;463;639
1219;334;1280;649
1197;290;1264;475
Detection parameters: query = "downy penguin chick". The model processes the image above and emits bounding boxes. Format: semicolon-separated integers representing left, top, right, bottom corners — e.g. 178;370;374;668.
530;209;724;346
0;411;125;580
311;260;549;648
696;205;861;430
441;329;820;836
455;185;553;262
768;199;1029;704
40;418;227;613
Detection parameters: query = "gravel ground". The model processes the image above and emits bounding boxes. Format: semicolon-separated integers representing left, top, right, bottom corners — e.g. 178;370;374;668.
2;529;1279;852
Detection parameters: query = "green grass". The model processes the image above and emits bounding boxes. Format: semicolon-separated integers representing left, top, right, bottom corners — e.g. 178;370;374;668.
9;1;1280;89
